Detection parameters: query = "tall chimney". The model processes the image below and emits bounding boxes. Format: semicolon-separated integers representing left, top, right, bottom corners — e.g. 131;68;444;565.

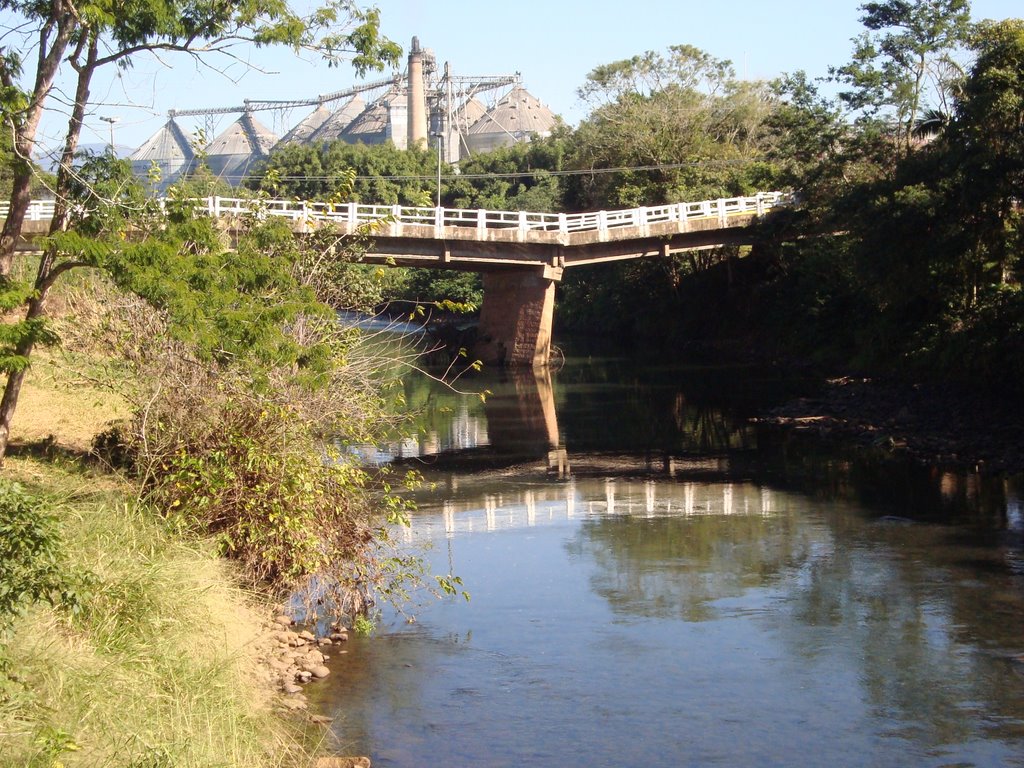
407;36;428;149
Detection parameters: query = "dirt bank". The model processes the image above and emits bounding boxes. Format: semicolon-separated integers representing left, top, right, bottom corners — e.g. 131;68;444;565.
753;377;1024;476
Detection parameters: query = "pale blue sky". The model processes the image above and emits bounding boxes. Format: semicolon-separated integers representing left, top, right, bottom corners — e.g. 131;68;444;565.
29;0;1024;154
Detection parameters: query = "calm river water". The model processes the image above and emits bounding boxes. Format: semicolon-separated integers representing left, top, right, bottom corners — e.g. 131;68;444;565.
311;359;1024;768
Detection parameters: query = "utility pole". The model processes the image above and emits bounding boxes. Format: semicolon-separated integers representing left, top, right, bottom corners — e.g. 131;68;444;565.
431;131;443;208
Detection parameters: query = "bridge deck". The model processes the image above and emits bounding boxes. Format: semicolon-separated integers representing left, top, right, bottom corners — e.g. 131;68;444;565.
2;192;786;273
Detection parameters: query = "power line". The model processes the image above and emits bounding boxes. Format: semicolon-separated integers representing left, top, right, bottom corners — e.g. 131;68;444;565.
229;157;764;186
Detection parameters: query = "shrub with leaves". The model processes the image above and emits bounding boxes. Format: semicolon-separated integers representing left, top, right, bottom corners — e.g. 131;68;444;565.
133;370;419;618
0;482;82;634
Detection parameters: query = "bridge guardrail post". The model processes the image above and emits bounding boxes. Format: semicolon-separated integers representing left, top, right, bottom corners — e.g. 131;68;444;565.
558;213;567;235
598;210;608;241
518;210;528;239
435;206;444;238
477;209;487;239
717;199;727;227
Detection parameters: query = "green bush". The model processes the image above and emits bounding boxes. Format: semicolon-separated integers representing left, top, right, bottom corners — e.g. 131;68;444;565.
136;375;419;619
0;482;82;634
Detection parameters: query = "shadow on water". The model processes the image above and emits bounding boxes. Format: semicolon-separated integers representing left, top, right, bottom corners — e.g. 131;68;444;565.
381;355;1019;526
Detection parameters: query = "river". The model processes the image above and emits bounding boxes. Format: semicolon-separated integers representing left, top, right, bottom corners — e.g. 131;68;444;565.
310;358;1024;768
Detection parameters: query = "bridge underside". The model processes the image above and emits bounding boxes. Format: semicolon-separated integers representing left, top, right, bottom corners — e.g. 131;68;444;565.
341;224;761;369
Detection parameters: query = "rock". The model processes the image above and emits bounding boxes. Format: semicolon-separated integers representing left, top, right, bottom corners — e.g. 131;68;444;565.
308;714;333;725
330;632;349;642
299;630;316;642
280;698;307;711
282;683;302;694
274;615;293;627
315;758;371;768
310;665;331;679
318;638;333;646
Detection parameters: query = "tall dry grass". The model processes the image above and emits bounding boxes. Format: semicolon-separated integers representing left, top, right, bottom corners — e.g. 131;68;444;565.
0;461;319;767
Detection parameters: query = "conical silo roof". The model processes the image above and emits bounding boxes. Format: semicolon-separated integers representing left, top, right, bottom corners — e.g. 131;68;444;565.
453;97;487;131
130;119;195;190
468;86;558;137
341;87;406;145
307;96;366;144
452;97;488;158
205;112;278;185
276;104;334;147
465;87;558;155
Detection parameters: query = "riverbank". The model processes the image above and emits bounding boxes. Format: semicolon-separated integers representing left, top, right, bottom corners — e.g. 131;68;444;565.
0;358;332;766
753;376;1024;475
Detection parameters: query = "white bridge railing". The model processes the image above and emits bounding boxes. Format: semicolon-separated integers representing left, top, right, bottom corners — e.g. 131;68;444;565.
1;192;785;238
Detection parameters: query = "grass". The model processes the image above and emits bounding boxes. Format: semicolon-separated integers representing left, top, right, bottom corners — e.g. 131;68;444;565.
0;460;319;768
6;353;128;455
1;291;321;766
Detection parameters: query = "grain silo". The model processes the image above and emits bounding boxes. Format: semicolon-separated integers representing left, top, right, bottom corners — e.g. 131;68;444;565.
204;112;278;184
130;119;195;191
306;96;366;145
450;97;487;161
341;88;408;148
275;104;334;147
465;87;558;156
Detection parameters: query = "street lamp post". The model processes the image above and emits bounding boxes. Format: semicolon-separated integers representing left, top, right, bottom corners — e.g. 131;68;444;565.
100;116;120;153
431;131;443;208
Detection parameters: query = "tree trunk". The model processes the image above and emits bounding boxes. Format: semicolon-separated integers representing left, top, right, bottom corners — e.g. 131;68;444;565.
0;6;78;276
49;35;99;237
0;255;54;465
0;33;102;467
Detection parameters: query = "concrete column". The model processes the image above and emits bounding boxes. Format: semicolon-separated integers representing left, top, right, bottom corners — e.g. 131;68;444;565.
407;37;428;149
474;270;556;368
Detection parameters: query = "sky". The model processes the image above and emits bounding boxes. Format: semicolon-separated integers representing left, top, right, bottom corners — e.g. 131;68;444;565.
21;0;1024;157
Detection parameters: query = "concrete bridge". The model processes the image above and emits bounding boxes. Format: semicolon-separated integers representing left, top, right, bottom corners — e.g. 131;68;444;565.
2;192;786;367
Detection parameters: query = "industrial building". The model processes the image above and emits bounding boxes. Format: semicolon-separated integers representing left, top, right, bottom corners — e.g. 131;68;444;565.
129;37;559;189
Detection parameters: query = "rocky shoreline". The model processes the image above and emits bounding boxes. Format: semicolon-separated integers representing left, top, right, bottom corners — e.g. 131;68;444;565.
253;612;373;767
753;376;1024;476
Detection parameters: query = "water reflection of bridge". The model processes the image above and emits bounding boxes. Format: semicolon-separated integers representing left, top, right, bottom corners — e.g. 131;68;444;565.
405;479;781;540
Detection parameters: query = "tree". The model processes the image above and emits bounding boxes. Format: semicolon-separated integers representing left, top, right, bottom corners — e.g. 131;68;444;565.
566;44;776;210
0;0;401;465
0;0;400;275
251;139;437;204
448;132;569;212
831;0;972;155
949;18;1024;288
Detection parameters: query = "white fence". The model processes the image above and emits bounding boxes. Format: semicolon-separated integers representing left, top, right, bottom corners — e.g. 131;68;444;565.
1;192;786;239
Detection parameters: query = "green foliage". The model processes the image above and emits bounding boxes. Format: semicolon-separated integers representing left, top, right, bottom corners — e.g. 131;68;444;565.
450;134;570;212
251;140;438;204
0;276;59;375
0;482;82;633
394;268;482;309
0;462;319;767
133;372;422;619
565;44;779;211
831;0;972;153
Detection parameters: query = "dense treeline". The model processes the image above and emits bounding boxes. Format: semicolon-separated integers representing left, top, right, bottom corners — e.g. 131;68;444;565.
249;1;1022;393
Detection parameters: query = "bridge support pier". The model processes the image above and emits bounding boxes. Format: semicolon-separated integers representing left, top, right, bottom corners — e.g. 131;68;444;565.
474;269;557;368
